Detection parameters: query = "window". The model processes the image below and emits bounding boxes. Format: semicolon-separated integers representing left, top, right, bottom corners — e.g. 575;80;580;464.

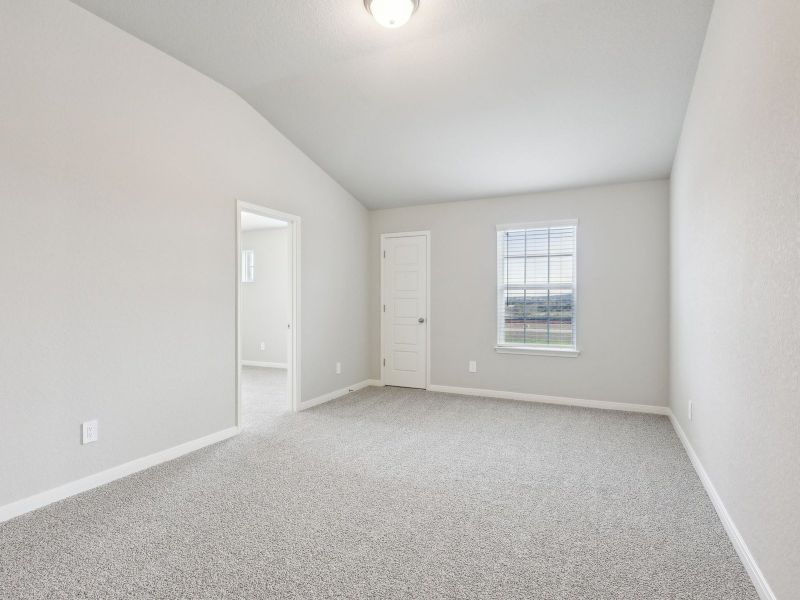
496;221;578;356
241;249;255;283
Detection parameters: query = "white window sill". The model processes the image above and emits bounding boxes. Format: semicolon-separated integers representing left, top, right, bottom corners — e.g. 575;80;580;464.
494;345;580;358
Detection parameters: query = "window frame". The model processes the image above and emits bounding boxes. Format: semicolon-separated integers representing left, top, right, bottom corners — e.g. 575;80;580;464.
495;219;580;358
241;249;255;283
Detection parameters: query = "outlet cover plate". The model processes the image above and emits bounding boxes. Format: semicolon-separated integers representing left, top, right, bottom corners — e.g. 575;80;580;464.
82;420;98;445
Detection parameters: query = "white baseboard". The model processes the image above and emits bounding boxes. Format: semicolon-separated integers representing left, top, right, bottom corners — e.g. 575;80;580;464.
0;426;240;524
299;379;380;410
426;384;670;415
424;384;772;596
668;413;776;600
241;360;287;369
0;385;774;600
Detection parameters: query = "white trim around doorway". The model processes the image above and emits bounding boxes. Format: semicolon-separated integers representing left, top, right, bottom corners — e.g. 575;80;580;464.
236;200;301;425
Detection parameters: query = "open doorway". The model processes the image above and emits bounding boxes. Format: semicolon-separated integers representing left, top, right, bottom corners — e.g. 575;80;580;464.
236;201;300;429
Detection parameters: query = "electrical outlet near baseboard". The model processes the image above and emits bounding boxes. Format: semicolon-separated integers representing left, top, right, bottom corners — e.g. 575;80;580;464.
81;420;98;445
260;342;266;351
468;360;477;373
336;362;341;375
688;401;693;421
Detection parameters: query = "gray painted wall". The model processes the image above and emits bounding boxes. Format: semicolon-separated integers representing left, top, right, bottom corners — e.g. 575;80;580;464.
0;0;370;507
370;180;670;406
670;1;800;597
241;228;289;365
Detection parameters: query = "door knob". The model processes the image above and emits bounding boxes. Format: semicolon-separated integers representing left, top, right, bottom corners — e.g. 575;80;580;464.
418;317;425;323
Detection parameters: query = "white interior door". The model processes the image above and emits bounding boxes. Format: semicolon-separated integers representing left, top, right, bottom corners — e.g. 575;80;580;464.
382;234;428;388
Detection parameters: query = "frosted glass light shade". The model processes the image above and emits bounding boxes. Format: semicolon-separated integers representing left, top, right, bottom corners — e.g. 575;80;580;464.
365;0;418;28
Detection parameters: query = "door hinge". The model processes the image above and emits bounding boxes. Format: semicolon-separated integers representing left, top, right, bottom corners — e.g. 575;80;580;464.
383;250;386;258
383;358;386;367
383;304;386;312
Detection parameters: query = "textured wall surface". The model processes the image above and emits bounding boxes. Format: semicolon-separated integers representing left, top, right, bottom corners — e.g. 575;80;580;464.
670;1;800;597
241;228;290;364
370;180;670;407
0;0;370;507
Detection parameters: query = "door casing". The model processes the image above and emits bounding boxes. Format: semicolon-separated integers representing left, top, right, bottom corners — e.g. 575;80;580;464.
236;200;301;426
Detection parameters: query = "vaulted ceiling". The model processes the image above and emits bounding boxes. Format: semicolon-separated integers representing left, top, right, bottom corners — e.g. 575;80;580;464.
70;0;714;209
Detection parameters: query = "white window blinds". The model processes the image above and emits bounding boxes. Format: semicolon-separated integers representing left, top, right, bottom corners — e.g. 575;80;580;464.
497;221;577;350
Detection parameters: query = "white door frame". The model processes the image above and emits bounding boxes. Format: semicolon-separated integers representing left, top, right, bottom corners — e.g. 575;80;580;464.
236;200;301;426
380;231;431;389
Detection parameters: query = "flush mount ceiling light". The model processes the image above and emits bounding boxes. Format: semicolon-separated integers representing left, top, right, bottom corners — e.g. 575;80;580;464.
364;0;419;28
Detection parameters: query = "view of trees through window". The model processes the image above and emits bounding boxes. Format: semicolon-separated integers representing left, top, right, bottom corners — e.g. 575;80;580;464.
498;225;576;348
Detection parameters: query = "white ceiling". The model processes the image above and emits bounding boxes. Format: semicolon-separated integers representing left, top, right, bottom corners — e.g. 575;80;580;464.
241;212;288;232
70;0;714;209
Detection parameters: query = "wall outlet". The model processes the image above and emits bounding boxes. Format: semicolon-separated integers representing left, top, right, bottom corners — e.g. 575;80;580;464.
688;401;693;421
335;362;341;375
260;342;266;351
81;419;98;445
468;360;477;373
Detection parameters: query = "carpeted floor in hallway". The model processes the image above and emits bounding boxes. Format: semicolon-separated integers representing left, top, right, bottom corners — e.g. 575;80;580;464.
240;365;289;426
